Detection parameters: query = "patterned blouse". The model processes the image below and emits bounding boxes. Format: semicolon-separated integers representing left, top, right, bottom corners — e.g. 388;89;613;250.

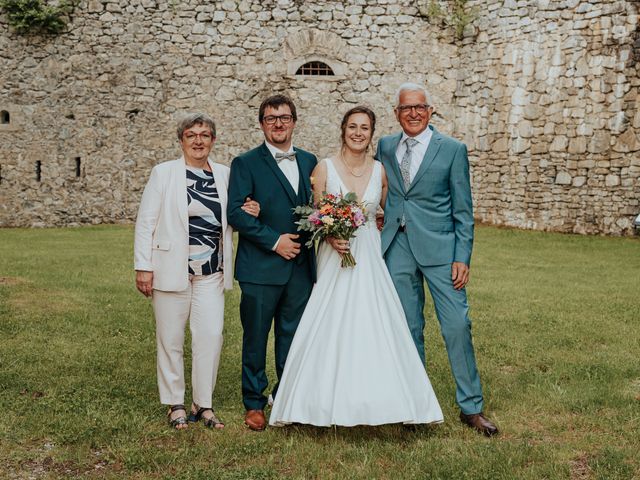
186;166;223;276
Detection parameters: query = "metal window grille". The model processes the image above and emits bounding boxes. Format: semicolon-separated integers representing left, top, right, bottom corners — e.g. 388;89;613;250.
295;61;335;76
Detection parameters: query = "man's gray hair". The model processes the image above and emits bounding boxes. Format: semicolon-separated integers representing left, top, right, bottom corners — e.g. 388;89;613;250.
395;83;433;106
176;112;217;140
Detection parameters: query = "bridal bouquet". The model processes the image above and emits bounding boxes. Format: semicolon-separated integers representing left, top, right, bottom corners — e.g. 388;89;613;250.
294;192;366;268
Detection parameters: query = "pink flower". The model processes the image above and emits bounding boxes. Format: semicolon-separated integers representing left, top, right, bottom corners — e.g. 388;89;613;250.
308;212;322;225
353;210;365;227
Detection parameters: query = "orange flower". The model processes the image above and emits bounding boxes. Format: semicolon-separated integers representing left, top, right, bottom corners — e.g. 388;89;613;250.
319;204;333;215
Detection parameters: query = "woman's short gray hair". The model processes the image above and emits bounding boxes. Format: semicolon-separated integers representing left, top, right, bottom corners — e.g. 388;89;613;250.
395;83;433;106
176;113;217;140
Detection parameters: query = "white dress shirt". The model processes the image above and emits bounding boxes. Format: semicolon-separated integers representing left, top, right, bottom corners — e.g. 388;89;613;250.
395;126;433;184
265;141;299;251
265;141;299;194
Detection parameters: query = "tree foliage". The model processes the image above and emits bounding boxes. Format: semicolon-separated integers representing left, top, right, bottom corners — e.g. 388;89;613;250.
417;0;478;40
0;0;77;34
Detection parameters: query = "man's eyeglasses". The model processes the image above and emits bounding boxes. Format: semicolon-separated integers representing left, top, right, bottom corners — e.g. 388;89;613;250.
396;104;431;115
183;132;214;143
263;115;294;125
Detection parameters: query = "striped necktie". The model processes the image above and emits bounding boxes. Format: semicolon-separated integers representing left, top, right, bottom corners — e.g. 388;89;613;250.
400;137;418;190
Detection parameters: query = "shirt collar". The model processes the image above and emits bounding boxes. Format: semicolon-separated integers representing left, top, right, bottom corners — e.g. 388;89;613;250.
265;141;295;159
400;125;433;146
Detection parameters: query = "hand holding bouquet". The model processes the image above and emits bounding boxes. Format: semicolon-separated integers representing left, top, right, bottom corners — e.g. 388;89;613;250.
294;192;366;267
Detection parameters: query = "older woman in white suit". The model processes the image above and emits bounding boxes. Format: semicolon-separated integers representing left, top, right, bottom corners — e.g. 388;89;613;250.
134;113;259;430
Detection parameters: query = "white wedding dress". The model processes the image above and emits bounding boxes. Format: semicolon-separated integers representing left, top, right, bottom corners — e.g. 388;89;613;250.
269;158;443;427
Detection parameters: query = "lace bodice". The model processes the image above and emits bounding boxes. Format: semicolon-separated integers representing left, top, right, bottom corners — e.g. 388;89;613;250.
323;158;381;224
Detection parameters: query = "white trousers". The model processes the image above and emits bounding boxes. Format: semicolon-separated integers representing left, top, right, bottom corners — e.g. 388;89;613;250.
152;272;224;408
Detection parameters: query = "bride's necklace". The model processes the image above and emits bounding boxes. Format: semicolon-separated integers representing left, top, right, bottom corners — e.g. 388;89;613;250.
340;155;368;178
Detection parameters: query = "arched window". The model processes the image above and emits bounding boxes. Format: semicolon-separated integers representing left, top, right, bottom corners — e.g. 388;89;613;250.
0;110;9;124
295;61;335;76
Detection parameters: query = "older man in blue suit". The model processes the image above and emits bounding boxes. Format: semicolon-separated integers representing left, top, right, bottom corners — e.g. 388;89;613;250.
376;83;498;436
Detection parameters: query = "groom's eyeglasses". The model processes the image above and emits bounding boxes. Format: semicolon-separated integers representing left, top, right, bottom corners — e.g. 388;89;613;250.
263;115;294;125
396;104;431;115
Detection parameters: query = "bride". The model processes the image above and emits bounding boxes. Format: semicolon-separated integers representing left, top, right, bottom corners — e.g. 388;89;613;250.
269;106;443;427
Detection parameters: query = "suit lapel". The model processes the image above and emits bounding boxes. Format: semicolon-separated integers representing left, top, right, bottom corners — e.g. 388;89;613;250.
174;157;188;233
384;133;405;192
408;126;442;193
260;143;297;204
294;148;311;204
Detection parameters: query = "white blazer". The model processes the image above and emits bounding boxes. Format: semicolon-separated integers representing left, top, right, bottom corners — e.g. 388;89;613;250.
134;157;234;291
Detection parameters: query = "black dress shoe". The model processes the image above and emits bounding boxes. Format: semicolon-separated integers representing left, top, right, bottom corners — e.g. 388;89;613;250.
459;412;499;437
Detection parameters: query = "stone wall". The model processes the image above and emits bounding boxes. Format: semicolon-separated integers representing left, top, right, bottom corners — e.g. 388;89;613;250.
455;0;639;234
0;0;638;235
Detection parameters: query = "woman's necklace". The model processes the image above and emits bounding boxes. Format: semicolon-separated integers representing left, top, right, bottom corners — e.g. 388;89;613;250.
340;155;368;178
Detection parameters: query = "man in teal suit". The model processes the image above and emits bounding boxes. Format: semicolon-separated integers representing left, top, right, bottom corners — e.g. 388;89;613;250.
376;83;498;436
227;95;317;431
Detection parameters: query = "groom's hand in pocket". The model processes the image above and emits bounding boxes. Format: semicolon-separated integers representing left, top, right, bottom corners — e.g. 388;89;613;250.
275;233;301;260
451;262;469;290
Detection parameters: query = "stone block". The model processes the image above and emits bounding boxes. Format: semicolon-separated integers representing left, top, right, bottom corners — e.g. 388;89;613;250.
365;6;385;15
524;104;543;120
589;132;611;153
99;12;116;22
513;137;530;153
550;136;568;152
605;174;620;187
191;44;206;56
345;5;362;15
493;137;509;152
555;172;572;185
572;176;586;187
518;120;533;138
192;23;206;34
87;0;103;13
612;128;640;153
487;172;500;183
531;142;549;154
222;0;236;11
568;137;587;154
511;87;529;106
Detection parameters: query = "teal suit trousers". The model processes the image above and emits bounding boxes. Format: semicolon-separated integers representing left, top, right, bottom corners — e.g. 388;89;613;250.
385;231;483;414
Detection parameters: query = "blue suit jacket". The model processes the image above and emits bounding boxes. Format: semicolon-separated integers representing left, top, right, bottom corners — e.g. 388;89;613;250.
227;142;317;285
376;125;474;266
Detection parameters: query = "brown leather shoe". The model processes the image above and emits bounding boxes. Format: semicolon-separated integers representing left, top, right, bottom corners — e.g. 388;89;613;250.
244;409;266;431
459;412;499;437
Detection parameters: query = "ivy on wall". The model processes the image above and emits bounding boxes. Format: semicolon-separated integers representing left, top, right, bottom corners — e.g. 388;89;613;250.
0;0;77;34
416;0;478;40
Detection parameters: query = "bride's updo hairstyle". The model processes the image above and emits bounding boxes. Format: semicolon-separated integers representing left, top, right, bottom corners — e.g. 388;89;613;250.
340;105;376;149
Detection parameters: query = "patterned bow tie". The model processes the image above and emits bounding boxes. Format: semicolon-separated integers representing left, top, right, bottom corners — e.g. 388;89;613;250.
275;152;296;163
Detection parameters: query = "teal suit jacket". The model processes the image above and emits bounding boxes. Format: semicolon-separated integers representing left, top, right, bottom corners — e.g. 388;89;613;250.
227;143;317;285
376;126;474;266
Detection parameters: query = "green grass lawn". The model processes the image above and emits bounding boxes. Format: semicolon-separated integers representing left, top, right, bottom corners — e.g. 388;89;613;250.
1;225;639;479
